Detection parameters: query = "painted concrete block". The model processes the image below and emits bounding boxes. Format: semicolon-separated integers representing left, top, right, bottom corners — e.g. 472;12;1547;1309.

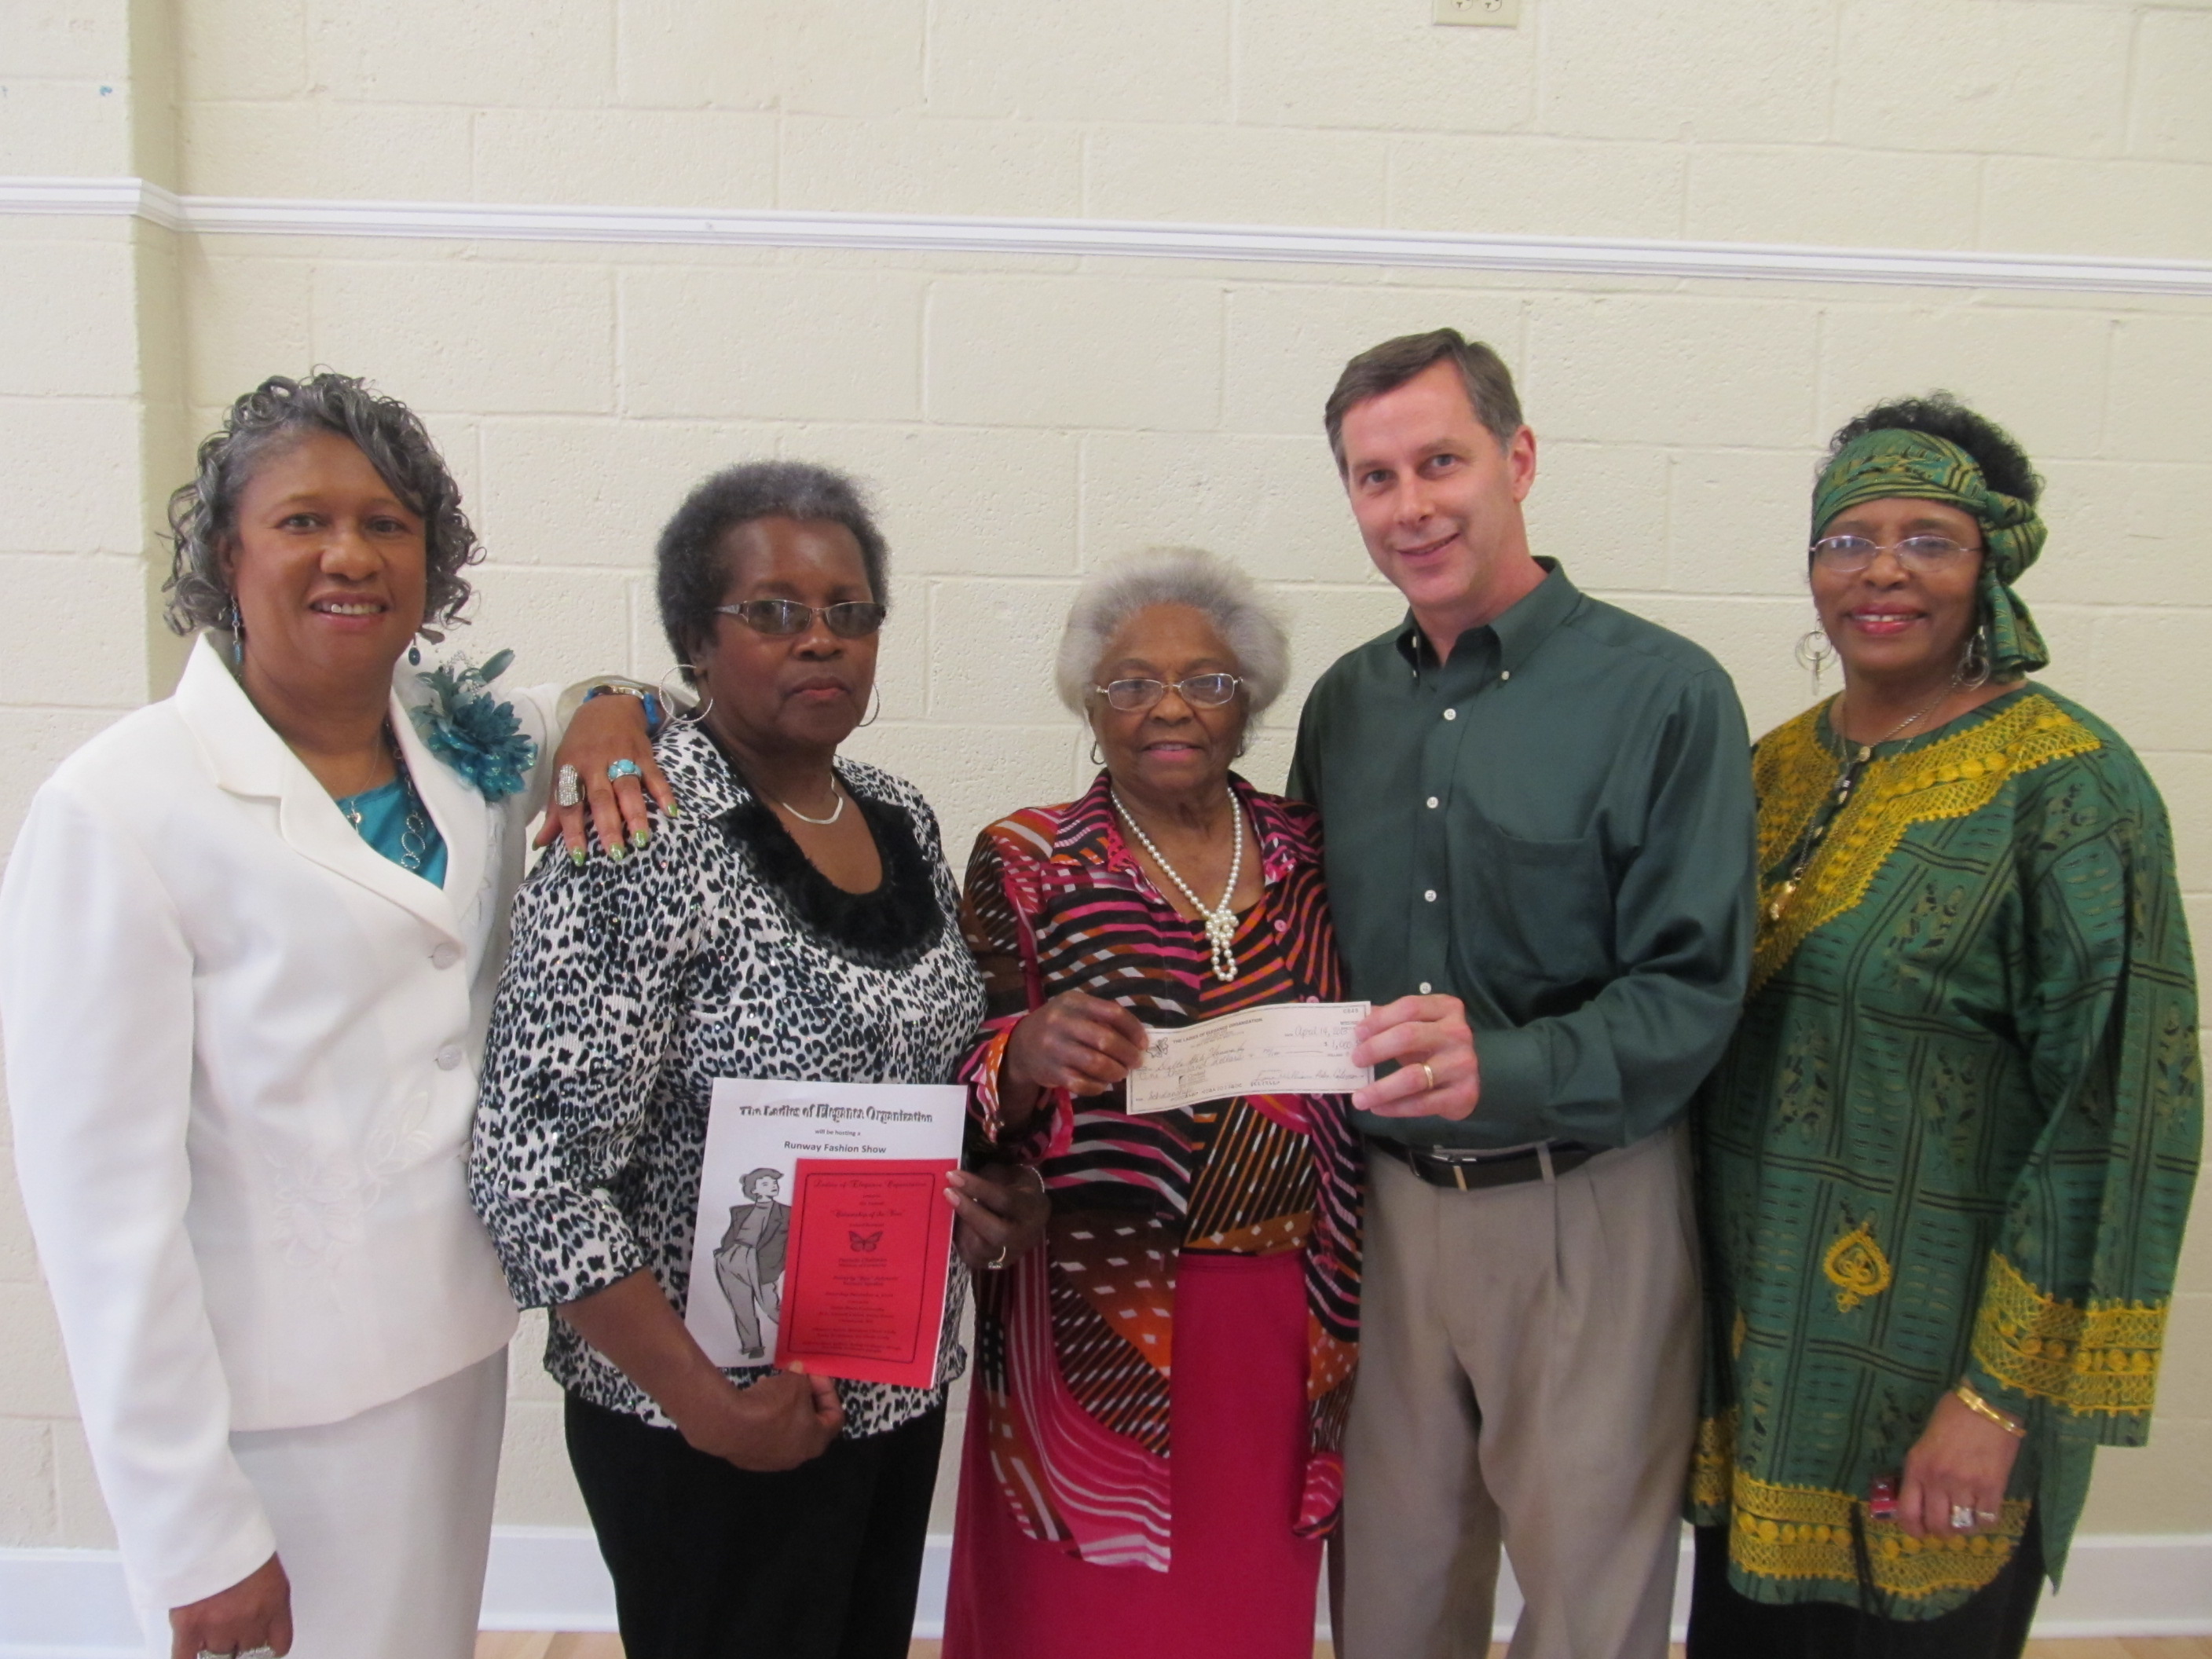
462;563;637;690
0;239;137;399
472;108;778;210
178;0;309;101
1539;0;1835;143
1521;439;1671;593
622;266;924;422
925;276;1221;431
2130;9;2212;164
1390;137;1686;240
927;0;1229;123
1221;284;1526;438
1665;446;1818;598
0;556;156;707
1234;0;1536;134
0;0;130;81
307;0;614;107
1524;293;1817;449
613;0;778;110
1085;126;1391;231
2108;313;2212;466
838;720;1086;866
1078;429;1355;588
181;255;315;410
0;80;134;178
0;398;145;557
781;117;1084;219
313;260;616;416
0;1419;54;1547
0;1287;76;1420
2034;460;2212;611
49;1417;114;1549
1834;0;2129;159
925;577;1082;727
778;423;1082;579
1685;145;1979;251
1981;156;2212;261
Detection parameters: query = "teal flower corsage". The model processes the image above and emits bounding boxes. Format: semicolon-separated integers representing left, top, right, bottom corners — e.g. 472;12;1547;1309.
405;647;537;800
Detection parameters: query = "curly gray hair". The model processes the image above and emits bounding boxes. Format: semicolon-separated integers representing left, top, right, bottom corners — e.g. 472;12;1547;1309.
163;372;481;635
1053;547;1290;719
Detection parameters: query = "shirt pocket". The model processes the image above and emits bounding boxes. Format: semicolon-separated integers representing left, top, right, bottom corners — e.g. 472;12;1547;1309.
1450;819;1615;1016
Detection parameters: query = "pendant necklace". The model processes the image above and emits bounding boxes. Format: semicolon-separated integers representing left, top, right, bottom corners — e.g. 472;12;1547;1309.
342;725;434;873
1113;790;1244;983
776;775;845;826
1767;679;1958;922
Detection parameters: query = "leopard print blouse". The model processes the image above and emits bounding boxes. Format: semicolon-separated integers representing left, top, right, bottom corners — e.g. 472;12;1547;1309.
469;721;985;1437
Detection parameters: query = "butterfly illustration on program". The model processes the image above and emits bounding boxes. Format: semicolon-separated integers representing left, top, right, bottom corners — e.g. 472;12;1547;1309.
849;1229;885;1252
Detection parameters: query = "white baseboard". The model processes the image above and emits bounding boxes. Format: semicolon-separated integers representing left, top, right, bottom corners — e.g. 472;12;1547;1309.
2;1527;2206;1654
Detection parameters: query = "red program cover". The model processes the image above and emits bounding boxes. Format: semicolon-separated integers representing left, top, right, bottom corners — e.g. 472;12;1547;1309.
774;1157;958;1387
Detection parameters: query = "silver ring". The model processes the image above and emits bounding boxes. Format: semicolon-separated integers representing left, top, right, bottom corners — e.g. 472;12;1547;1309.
1420;1063;1437;1093
555;764;582;808
1976;1507;2000;1523
240;1648;277;1659
1950;1503;1976;1531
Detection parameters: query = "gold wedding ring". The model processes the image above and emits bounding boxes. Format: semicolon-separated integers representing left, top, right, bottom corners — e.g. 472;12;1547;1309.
1420;1063;1437;1093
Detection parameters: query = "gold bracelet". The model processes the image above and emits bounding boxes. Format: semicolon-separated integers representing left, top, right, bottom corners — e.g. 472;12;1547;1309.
1954;1382;2027;1438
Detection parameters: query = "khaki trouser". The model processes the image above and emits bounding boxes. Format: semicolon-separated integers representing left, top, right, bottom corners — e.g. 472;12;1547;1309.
1342;1123;1701;1659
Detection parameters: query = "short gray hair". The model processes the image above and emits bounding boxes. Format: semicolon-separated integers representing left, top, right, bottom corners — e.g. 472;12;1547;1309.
1053;547;1290;718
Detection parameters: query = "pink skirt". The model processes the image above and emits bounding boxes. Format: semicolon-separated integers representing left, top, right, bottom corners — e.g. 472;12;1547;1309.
942;1249;1324;1659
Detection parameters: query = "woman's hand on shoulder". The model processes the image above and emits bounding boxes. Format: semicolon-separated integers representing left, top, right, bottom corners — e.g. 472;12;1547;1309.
676;1368;844;1474
947;1163;1050;1273
537;694;676;865
170;1554;291;1659
1005;991;1150;1101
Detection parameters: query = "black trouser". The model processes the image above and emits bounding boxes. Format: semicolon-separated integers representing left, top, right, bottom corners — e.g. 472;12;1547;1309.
1686;1510;2045;1659
565;1393;947;1659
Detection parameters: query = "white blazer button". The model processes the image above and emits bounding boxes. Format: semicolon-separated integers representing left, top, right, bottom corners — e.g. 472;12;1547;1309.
1424;889;1438;903
431;943;463;969
1420;981;1433;994
435;1045;465;1071
1442;708;1457;721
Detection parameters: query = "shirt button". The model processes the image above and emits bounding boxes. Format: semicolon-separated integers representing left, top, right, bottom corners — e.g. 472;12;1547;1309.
1500;670;1512;683
1424;889;1437;903
1442;709;1457;721
430;943;462;969
1426;796;1439;809
1419;981;1433;994
1274;919;1288;934
435;1045;465;1071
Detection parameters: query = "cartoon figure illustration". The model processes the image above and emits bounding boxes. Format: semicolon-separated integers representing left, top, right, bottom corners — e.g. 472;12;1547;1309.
715;1167;791;1361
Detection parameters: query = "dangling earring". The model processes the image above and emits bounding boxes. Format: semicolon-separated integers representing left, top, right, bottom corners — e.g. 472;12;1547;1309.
228;598;245;666
1089;737;1104;767
857;686;881;728
657;664;713;727
1958;628;1992;690
1794;615;1834;690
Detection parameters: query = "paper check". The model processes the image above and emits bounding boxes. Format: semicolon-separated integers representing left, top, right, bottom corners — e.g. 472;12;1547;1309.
1125;1001;1372;1115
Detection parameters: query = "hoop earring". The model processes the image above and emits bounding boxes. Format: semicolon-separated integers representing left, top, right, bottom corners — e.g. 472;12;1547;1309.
228;598;245;666
1958;628;1992;690
657;664;713;727
857;686;881;728
1089;738;1104;767
1794;619;1834;690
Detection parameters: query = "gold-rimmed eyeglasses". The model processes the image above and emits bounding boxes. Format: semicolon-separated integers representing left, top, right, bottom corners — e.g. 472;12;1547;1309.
1090;673;1243;712
1809;535;1978;574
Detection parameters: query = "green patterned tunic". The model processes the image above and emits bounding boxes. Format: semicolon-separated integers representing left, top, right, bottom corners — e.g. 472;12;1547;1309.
1690;684;2201;1617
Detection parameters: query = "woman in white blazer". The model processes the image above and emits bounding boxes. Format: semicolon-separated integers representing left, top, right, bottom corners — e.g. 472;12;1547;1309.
0;373;756;1659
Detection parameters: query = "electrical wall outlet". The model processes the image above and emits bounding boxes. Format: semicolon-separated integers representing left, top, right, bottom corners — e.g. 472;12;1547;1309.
1435;0;1521;25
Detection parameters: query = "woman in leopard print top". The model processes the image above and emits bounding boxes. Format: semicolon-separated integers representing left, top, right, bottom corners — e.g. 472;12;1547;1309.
470;462;1042;1659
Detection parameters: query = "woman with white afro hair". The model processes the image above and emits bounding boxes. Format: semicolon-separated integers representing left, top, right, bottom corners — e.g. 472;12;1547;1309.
942;546;1365;1659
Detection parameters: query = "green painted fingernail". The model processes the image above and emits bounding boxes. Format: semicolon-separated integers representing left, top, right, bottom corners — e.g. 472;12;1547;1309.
607;844;625;863
665;802;683;819
569;847;586;866
631;828;650;850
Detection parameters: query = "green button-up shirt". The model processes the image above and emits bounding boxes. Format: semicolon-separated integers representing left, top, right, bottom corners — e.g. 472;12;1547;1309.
1288;561;1756;1151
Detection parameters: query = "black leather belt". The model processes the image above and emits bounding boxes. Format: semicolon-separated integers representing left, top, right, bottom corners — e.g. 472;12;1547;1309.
1371;1136;1599;1191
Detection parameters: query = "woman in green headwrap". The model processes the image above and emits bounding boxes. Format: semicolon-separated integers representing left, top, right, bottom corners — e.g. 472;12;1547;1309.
1686;394;2201;1656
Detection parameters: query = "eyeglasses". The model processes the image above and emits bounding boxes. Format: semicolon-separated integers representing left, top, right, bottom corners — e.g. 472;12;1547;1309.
1809;535;1978;574
715;599;888;638
1090;673;1244;712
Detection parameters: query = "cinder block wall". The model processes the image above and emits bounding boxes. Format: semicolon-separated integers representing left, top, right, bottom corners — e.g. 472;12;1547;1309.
2;0;2207;1551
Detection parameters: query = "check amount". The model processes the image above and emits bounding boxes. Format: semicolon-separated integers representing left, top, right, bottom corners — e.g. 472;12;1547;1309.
1125;1001;1374;1115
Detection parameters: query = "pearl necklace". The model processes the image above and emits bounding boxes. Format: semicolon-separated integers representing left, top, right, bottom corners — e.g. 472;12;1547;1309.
1113;791;1244;983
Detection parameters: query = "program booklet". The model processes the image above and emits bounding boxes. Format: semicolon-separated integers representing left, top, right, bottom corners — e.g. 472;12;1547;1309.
682;1078;967;1389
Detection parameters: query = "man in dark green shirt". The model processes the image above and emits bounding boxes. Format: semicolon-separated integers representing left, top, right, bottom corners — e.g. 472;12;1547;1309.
1288;330;1755;1659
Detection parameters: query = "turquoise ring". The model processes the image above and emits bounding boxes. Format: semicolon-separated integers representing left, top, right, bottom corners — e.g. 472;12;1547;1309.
606;758;643;782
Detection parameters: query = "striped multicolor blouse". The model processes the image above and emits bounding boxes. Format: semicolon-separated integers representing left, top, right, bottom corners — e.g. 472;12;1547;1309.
958;771;1362;1572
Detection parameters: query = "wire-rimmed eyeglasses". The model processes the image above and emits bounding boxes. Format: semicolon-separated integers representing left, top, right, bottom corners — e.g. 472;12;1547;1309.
1809;535;1978;574
716;599;888;638
1090;673;1244;712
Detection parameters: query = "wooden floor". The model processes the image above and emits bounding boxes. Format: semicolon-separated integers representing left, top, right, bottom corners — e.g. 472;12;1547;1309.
478;1639;2212;1657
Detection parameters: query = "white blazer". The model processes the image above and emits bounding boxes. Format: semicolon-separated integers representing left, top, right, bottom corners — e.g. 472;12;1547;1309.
0;635;563;1610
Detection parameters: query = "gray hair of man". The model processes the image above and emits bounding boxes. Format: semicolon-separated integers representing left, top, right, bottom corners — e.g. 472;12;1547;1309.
1053;547;1291;723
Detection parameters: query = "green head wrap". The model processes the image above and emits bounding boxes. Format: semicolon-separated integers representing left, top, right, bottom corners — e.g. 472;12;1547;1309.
1810;427;2048;678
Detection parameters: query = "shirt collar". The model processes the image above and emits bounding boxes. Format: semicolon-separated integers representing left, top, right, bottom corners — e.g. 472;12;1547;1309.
1392;558;1580;678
